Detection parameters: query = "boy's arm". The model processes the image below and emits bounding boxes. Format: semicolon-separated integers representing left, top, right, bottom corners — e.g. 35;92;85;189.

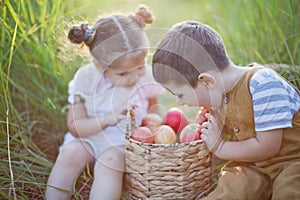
67;103;126;138
202;112;283;162
214;129;283;162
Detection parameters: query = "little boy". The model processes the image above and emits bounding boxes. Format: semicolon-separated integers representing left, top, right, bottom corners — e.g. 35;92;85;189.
152;21;300;199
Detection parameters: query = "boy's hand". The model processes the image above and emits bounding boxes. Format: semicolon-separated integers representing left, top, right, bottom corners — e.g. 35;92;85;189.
201;111;223;152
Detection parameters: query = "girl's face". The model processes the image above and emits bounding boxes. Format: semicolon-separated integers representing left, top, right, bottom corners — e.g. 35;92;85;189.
104;55;146;88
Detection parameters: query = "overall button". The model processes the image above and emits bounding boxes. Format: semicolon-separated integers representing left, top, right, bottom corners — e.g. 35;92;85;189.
223;96;229;104
233;125;240;133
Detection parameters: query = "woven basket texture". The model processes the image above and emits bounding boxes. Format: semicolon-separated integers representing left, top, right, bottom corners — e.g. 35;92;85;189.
125;136;213;200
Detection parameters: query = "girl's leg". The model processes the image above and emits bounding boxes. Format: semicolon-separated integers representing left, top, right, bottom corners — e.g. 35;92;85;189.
45;141;94;200
90;146;125;200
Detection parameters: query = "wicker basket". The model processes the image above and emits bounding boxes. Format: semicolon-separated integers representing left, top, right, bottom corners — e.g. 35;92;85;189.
125;135;213;199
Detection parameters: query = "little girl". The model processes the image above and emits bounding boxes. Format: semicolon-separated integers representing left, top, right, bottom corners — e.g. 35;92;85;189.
45;5;163;200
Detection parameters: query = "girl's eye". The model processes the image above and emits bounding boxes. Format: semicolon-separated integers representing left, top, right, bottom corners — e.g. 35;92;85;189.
117;65;145;76
118;72;128;76
177;94;183;99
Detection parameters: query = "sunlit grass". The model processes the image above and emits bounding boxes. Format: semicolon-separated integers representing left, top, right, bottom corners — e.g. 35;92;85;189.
0;0;299;199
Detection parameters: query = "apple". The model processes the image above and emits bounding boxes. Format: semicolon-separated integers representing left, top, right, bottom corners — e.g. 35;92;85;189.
163;107;189;134
130;126;154;143
179;123;201;143
196;107;209;124
141;113;163;132
154;125;176;144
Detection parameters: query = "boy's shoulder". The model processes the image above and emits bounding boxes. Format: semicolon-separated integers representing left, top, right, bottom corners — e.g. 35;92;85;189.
250;64;300;98
249;63;286;85
251;67;275;81
250;63;295;85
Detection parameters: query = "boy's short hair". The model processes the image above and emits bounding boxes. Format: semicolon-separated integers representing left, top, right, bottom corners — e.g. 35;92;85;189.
152;21;230;88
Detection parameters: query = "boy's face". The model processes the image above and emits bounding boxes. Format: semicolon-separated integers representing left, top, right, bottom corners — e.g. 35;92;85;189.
163;81;212;108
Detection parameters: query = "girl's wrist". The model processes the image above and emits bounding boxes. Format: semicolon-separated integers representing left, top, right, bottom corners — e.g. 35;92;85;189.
97;114;114;130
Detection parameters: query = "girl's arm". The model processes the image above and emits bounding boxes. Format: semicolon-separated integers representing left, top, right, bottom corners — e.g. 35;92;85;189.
67;102;126;138
202;113;283;162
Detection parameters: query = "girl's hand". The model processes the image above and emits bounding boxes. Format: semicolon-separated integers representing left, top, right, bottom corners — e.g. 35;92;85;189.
200;111;223;153
104;107;128;126
105;113;126;127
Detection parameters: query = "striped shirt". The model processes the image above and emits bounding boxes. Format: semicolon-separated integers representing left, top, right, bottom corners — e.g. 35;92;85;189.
250;68;300;131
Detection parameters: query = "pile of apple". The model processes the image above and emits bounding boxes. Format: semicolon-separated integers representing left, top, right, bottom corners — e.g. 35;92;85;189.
130;107;209;144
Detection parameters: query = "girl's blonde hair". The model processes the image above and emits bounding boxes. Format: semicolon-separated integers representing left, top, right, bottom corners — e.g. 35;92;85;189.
68;5;153;67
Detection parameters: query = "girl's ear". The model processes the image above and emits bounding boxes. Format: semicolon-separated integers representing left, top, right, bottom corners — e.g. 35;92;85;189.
198;73;216;89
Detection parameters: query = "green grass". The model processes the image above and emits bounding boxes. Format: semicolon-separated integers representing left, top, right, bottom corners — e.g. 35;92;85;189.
202;0;299;64
0;0;299;199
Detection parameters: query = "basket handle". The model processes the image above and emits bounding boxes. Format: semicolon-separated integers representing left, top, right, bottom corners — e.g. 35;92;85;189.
126;108;138;136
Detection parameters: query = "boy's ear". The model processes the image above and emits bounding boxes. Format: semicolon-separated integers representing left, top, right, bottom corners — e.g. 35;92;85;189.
198;73;216;89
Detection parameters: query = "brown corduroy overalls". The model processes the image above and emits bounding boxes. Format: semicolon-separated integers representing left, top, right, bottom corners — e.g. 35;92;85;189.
202;65;300;200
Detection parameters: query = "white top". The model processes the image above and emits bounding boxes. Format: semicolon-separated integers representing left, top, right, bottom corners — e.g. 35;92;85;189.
67;63;164;146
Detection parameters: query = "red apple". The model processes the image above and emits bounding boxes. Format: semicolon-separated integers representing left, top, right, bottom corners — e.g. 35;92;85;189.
163;107;189;134
196;107;209;124
141;113;163;132
154;125;176;144
179;123;201;143
130;126;154;143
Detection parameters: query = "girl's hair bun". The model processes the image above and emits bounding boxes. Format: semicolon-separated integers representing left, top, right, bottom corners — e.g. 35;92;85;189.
68;23;95;45
130;5;153;28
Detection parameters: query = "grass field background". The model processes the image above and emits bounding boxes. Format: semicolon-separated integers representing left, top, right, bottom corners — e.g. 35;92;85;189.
1;0;299;199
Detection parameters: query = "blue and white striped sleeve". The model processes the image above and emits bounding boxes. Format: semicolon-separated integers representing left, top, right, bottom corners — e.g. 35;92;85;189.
250;68;300;132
